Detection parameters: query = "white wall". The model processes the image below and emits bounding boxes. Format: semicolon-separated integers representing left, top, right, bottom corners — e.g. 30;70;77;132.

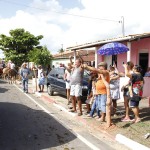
51;59;70;68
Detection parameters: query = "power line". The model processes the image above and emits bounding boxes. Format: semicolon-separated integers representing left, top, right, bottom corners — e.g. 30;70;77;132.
0;0;119;22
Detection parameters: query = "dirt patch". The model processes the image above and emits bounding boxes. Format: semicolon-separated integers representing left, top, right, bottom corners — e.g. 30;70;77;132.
108;106;150;148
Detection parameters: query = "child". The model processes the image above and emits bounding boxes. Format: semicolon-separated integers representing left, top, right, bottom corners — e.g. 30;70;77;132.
87;79;100;118
38;69;45;92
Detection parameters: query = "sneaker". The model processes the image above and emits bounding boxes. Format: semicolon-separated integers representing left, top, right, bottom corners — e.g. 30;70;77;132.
86;114;93;118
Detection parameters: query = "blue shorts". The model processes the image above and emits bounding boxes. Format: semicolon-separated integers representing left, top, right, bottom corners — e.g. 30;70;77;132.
97;94;107;113
130;100;139;108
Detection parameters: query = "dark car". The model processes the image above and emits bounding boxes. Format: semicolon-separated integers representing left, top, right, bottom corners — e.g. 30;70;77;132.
46;67;89;103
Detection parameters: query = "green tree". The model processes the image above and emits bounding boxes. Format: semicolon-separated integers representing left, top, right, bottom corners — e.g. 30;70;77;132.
58;48;64;53
28;46;53;67
0;28;43;66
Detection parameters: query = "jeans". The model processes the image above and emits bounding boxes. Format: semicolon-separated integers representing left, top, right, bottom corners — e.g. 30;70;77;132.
97;94;107;113
22;79;28;92
90;96;100;117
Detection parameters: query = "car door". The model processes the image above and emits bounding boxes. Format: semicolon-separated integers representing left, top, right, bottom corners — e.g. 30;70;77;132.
47;68;57;90
54;68;66;95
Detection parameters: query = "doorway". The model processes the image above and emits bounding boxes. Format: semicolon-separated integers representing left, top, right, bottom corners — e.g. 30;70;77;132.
139;53;148;76
112;55;117;66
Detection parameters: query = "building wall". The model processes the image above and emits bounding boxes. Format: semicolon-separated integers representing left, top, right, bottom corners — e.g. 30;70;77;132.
117;53;127;72
116;39;150;73
51;59;70;68
131;38;150;66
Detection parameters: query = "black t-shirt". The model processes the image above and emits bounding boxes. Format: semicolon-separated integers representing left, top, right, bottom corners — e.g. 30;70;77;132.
131;73;144;84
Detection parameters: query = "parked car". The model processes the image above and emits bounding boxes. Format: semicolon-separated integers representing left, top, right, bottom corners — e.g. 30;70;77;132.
46;67;89;103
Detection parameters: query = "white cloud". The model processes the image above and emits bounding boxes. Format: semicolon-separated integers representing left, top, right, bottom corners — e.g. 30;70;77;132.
0;0;150;56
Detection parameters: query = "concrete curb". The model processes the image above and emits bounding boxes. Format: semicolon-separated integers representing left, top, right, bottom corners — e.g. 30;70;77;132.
116;134;150;150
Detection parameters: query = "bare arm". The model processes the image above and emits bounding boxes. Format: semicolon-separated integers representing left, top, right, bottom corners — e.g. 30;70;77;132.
123;64;132;78
69;56;74;66
77;53;84;64
64;71;67;80
84;64;108;75
110;75;120;80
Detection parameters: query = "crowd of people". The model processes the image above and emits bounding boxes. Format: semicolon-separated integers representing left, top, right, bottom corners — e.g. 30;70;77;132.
64;55;146;127
2;58;148;127
2;60;48;94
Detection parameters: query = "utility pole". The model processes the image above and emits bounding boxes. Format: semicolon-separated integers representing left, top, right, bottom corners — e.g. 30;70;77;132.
119;16;125;36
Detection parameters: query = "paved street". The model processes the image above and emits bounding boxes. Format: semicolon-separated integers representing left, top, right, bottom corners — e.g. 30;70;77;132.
0;79;126;150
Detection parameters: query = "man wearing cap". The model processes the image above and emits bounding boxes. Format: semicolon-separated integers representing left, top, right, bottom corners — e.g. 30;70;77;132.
20;62;30;93
84;62;110;122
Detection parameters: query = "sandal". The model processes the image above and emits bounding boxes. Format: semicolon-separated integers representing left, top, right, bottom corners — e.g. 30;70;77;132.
132;118;141;123
78;112;82;116
121;117;131;122
69;109;77;113
97;118;105;122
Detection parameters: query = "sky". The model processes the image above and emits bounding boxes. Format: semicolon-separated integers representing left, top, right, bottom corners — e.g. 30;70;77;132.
0;0;150;58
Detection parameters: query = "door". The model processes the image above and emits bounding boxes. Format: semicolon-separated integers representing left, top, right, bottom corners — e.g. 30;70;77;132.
139;53;148;76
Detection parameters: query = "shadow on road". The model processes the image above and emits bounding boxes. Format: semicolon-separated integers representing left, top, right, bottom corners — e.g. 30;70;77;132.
0;87;9;93
0;102;76;150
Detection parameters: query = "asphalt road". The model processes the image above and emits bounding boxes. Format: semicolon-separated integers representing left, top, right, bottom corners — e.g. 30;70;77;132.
0;80;127;150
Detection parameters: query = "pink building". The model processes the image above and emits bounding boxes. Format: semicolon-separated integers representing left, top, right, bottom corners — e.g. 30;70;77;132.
67;33;150;97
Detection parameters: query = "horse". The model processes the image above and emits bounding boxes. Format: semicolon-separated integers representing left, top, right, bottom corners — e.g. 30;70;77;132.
8;69;18;84
0;68;3;78
2;67;18;84
2;67;10;80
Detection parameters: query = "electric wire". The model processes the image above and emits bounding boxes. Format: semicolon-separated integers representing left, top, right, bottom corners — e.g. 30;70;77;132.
0;0;120;23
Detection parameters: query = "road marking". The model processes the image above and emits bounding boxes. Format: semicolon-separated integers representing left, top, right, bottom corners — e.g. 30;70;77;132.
76;133;100;150
14;84;101;150
14;84;54;116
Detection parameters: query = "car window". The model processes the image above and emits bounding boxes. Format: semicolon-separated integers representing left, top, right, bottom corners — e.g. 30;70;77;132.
49;68;57;76
56;68;65;78
56;68;65;75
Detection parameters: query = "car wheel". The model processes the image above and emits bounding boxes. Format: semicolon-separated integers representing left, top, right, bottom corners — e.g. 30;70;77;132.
47;85;54;96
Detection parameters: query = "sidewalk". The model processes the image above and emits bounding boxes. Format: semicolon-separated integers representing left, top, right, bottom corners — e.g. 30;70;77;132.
18;79;150;150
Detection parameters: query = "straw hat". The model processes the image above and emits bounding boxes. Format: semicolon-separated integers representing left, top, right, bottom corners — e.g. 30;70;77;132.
22;62;27;66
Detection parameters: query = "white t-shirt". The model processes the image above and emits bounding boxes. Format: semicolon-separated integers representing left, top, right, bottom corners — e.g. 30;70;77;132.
10;63;15;69
122;71;133;86
38;69;42;78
